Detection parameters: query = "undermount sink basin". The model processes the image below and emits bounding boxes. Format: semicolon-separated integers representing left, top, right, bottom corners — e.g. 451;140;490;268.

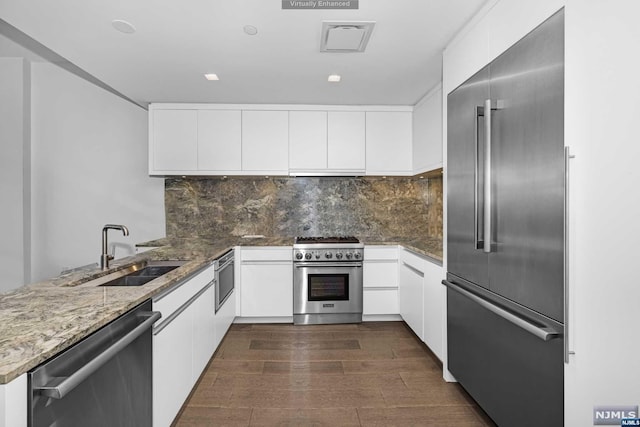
91;260;186;287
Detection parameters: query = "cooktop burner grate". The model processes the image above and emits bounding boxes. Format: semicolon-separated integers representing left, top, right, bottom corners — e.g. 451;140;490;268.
295;236;360;244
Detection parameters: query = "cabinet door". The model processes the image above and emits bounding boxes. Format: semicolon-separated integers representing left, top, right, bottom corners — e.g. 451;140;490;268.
192;285;216;383
241;262;293;317
214;290;236;348
151;109;197;172
366;112;412;175
197;110;241;171
412;87;443;174
399;260;424;340
153;308;193;427
422;260;444;361
0;374;27;427
289;111;327;171
242;110;289;174
328;112;365;171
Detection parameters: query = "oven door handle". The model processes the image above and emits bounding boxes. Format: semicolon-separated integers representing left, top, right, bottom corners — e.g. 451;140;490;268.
295;262;362;268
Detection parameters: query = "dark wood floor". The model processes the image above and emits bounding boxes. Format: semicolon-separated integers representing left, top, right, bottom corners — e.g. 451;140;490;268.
173;322;495;427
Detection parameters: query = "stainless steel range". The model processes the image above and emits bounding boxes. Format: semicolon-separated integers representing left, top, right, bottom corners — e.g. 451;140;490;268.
293;236;364;325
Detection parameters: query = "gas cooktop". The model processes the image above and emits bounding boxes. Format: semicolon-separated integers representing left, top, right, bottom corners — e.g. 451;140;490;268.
294;236;360;244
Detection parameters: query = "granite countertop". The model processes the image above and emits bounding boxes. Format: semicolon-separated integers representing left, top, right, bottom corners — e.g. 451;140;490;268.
361;237;443;264
0;235;440;384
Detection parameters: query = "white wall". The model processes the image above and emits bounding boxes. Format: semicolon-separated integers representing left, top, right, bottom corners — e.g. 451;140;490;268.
412;83;443;174
0;58;30;292
30;62;165;282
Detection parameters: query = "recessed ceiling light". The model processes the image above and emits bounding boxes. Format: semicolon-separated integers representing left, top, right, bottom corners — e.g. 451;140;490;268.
243;25;258;36
328;74;341;83
111;19;136;34
204;73;219;81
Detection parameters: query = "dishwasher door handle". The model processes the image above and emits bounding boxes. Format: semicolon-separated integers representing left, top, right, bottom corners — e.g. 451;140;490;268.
34;311;161;399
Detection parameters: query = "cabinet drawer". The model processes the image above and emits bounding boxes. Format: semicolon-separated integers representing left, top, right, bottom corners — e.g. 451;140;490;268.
364;245;398;260
240;247;292;262
399;248;428;272
364;288;399;315
363;261;398;288
153;265;214;318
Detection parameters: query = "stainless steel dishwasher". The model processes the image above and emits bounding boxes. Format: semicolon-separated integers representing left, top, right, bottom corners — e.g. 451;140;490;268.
28;300;160;427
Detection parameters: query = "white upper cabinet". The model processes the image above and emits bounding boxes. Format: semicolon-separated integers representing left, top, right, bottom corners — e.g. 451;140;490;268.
366;111;413;175
289;110;365;175
242;110;289;175
327;112;366;172
150;109;198;173
197;110;241;172
412;85;443;174
150;105;413;176
443;0;564;94
149;108;241;175
289;111;328;171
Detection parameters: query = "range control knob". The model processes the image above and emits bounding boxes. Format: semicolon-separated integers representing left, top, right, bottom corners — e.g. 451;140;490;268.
315;253;321;259
353;252;361;259
295;252;303;260
305;252;312;260
325;252;333;259
335;252;343;259
345;252;353;259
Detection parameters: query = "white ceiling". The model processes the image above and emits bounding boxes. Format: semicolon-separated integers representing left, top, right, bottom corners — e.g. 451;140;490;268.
0;1;486;106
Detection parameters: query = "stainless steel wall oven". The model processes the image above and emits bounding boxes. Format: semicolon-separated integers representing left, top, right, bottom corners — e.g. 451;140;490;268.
293;237;363;325
214;249;234;313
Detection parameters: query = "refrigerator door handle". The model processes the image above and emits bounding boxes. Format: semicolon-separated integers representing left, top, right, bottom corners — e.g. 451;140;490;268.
474;105;485;250
564;146;575;363
443;279;561;341
483;98;493;253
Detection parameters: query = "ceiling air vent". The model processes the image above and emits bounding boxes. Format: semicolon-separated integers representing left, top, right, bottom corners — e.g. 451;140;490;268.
320;21;376;53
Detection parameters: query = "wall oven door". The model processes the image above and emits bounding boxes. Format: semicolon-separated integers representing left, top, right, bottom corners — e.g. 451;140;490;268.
215;250;234;313
294;262;363;324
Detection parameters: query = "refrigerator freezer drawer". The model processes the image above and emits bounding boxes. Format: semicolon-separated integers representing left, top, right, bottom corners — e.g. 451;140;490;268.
447;286;563;426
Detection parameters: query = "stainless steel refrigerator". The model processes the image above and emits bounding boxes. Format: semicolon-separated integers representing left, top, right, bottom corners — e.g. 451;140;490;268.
444;9;565;427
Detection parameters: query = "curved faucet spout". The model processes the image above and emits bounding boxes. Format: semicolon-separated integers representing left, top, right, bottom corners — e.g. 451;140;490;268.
103;224;129;236
101;224;130;270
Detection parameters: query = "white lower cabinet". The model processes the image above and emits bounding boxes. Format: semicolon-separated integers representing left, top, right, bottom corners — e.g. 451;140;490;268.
422;259;444;361
0;374;27;427
399;249;425;340
398;247;444;361
152;264;216;427
215;290;236;348
192;284;216;381
363;289;399;315
363;246;399;315
153;301;193;427
240;247;293;318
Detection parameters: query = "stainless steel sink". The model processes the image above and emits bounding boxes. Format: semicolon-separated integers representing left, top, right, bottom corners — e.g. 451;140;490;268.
84;260;187;287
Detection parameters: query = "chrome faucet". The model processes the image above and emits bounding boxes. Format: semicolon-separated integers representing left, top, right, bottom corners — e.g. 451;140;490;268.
101;224;130;270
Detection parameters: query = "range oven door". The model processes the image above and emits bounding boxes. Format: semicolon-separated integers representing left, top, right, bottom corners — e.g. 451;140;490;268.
294;262;363;323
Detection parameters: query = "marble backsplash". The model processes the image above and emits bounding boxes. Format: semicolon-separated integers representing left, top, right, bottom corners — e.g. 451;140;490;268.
165;174;443;241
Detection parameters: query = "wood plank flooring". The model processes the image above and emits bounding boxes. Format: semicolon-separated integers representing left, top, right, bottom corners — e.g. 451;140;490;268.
172;322;495;427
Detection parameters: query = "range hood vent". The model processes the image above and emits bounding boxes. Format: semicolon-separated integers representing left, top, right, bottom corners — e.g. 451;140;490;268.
320;21;376;53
